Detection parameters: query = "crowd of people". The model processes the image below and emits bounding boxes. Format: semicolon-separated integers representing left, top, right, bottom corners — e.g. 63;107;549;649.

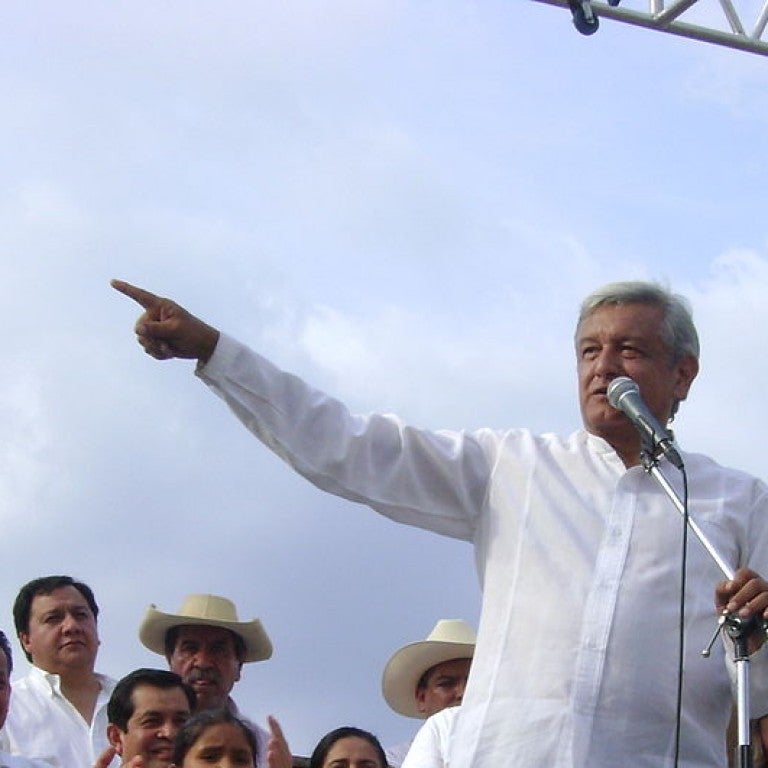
0;577;476;768
3;277;768;768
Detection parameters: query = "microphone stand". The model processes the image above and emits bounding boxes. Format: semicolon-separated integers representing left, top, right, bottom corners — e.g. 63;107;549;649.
641;449;760;768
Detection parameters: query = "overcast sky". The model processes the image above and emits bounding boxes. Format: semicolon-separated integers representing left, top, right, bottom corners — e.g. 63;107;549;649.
2;0;768;757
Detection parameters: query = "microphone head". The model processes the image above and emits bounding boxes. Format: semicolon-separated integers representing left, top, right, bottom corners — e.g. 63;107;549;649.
607;376;639;409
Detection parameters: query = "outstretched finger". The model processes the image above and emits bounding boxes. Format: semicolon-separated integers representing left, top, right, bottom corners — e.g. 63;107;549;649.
111;279;162;310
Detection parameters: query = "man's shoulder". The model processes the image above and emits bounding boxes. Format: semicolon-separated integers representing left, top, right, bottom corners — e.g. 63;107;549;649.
4;679;56;730
12;668;114;695
427;706;460;728
94;673;117;695
683;450;767;491
6;669;48;699
7;668;114;720
416;706;460;743
472;426;575;450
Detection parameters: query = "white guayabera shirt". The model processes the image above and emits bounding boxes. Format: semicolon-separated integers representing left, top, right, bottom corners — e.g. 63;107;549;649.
198;334;768;768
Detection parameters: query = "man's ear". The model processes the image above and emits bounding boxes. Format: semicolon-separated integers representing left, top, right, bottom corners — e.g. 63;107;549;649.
673;354;699;402
415;687;428;714
107;724;125;754
18;632;31;655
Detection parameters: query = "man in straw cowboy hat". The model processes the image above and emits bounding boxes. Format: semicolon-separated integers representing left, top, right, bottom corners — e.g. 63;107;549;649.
138;594;273;764
381;619;475;767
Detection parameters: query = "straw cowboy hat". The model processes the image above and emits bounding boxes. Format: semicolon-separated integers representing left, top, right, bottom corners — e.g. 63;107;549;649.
139;594;273;663
382;619;476;718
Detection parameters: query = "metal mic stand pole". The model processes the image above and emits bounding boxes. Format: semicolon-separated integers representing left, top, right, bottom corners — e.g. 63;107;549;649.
641;450;759;768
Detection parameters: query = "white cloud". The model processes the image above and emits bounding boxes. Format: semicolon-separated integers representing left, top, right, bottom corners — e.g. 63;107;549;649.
0;371;50;527
672;249;768;475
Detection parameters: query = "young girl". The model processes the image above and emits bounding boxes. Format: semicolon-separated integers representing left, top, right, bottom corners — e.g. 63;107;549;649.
172;709;292;768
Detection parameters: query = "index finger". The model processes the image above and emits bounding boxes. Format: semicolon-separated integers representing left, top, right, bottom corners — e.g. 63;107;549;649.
110;279;162;310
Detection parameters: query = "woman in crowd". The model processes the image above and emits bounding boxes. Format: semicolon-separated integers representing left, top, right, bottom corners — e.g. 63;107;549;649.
309;727;388;768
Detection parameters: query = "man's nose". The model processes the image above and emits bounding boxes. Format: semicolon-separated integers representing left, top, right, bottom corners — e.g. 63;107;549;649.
453;679;467;703
61;612;80;633
593;348;621;377
193;648;215;666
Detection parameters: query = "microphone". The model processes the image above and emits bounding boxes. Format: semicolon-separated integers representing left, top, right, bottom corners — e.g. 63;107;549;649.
607;376;684;469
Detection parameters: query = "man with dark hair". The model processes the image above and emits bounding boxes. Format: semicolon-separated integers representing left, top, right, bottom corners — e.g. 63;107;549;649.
0;629;55;768
95;669;194;768
113;278;768;767
12;576;100;664
138;594;272;766
4;576;116;768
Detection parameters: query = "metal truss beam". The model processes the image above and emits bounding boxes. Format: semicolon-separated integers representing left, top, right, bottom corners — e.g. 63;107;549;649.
532;0;768;56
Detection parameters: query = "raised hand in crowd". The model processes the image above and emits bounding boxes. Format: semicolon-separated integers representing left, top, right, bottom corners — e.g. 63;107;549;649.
266;716;293;768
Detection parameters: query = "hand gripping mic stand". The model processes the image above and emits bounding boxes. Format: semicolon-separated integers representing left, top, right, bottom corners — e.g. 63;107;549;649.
641;446;764;768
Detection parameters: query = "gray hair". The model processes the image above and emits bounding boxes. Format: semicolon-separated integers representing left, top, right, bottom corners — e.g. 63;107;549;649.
577;280;700;362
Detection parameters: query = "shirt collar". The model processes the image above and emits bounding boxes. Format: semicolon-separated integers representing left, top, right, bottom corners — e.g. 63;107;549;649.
28;665;112;697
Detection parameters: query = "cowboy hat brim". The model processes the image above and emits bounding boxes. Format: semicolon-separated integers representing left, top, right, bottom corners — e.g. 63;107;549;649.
139;602;272;663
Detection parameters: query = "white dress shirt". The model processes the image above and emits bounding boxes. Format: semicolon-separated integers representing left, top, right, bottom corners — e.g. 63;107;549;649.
3;666;115;768
0;752;50;768
198;334;768;768
401;707;458;768
0;750;52;768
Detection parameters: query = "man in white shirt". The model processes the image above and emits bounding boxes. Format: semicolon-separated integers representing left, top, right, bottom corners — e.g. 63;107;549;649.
401;705;459;768
381;620;474;767
112;278;768;768
0;629;50;768
3;576;116;768
138;593;273;766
